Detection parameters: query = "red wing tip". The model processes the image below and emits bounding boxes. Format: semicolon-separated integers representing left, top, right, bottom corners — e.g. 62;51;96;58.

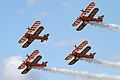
36;21;40;22
68;63;73;65
39;26;44;29
76;28;82;31
91;2;95;5
83;40;88;43
65;58;68;60
22;46;27;48
35;50;39;52
18;67;20;69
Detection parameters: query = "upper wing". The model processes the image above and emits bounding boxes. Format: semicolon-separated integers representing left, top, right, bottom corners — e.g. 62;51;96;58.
80;46;91;55
72;40;88;54
87;8;99;20
26;50;39;61
18;21;41;43
72;2;95;26
65;54;74;60
76;22;87;31
31;55;42;65
18;63;26;70
27;21;41;34
79;2;95;17
21;66;32;74
72;18;82;26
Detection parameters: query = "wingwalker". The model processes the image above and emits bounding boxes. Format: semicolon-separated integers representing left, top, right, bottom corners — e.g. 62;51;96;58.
18;21;49;48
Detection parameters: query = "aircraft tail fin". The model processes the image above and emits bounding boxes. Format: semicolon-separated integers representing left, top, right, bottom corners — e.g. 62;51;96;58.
42;61;48;67
98;15;104;22
41;34;49;42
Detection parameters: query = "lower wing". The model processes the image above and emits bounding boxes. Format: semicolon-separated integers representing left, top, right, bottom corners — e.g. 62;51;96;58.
65;54;74;60
31;55;42;65
80;46;91;55
87;8;99;20
32;26;44;38
72;18;82;26
68;57;79;65
22;37;35;48
76;22;87;31
21;66;32;74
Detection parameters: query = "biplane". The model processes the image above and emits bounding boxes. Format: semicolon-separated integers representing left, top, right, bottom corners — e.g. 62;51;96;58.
18;21;49;48
18;50;48;74
72;2;104;31
65;40;96;65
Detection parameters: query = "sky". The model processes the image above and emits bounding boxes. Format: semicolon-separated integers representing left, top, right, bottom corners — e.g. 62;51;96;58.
0;0;120;80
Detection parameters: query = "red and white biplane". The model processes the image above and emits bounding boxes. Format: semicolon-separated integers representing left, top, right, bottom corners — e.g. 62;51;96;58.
18;50;48;74
72;2;104;31
65;40;96;65
18;21;49;48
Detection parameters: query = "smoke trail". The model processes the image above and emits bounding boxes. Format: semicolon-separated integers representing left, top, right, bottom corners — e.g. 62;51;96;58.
87;21;120;31
93;59;120;69
33;67;120;80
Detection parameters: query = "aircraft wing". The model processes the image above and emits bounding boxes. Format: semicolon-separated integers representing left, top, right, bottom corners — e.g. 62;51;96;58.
72;18;82;26
87;8;99;20
72;40;88;54
21;66;32;74
22;37;35;48
72;2;95;26
26;50;39;61
31;55;42;65
32;26;44;38
68;57;79;65
79;46;91;55
76;22;87;31
18;63;26;70
18;21;41;43
65;54;74;60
